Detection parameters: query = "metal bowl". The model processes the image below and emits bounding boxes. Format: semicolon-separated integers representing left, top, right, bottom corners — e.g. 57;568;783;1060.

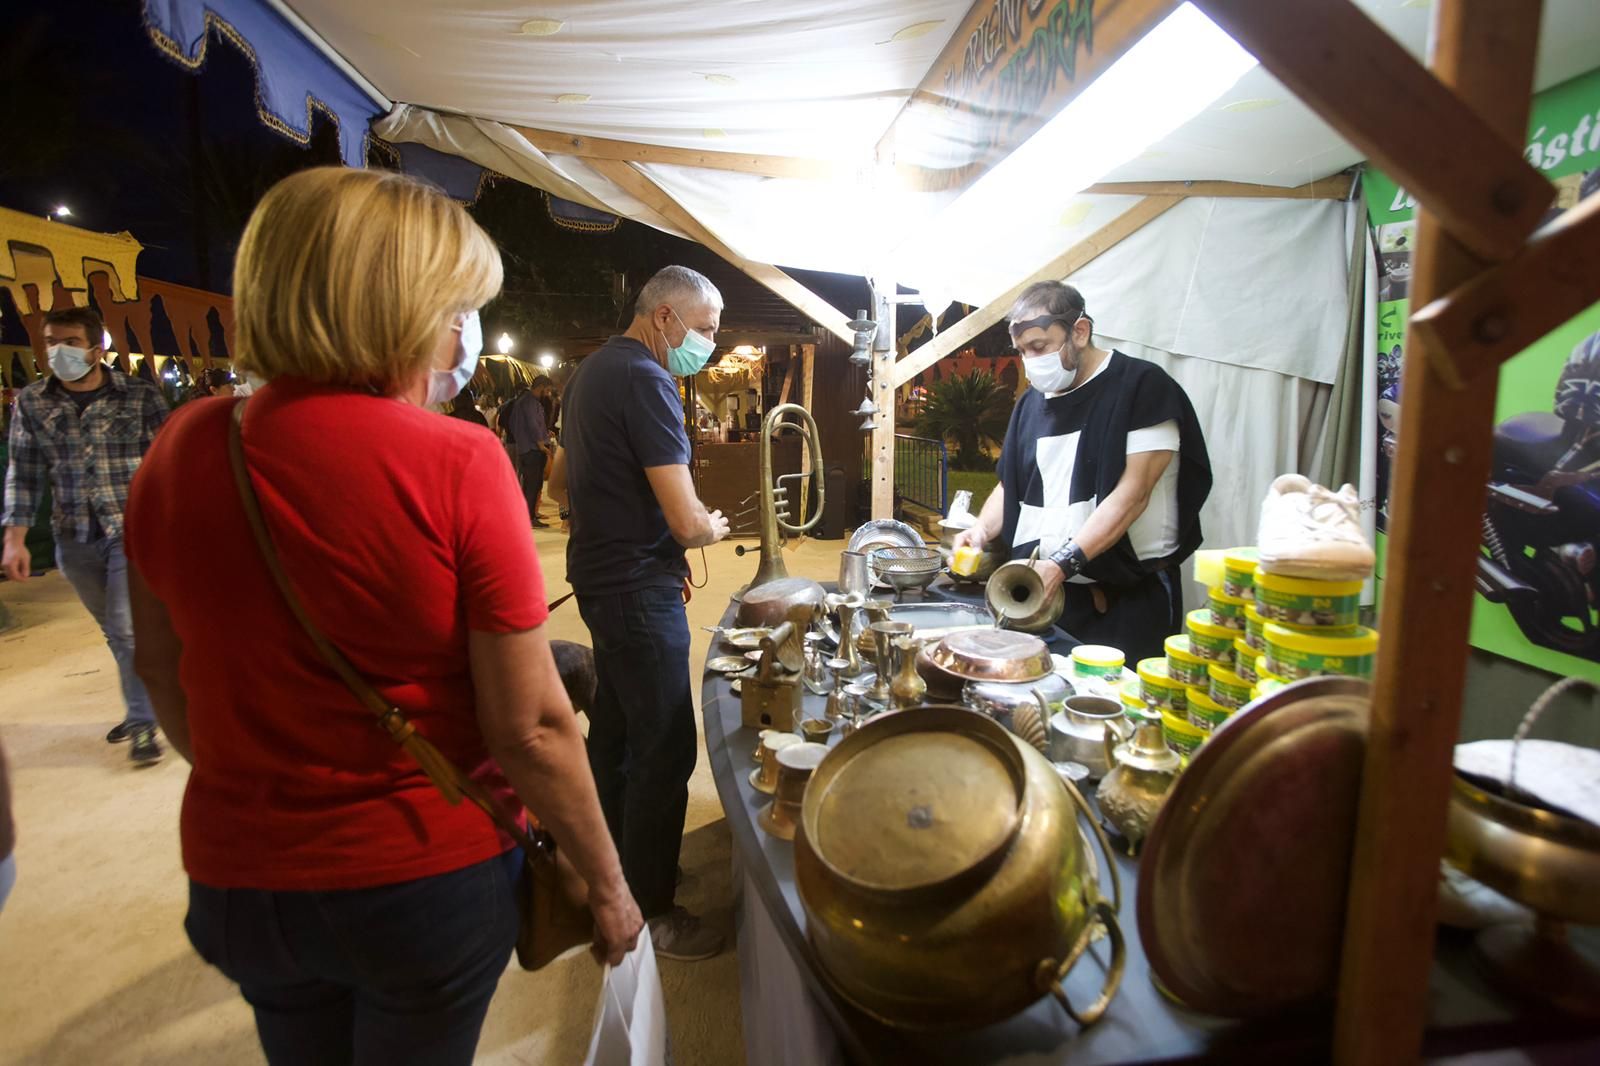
928;629;1054;684
871;545;943;572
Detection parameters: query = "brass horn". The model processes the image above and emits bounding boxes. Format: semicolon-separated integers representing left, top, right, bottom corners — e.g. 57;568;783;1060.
735;403;825;586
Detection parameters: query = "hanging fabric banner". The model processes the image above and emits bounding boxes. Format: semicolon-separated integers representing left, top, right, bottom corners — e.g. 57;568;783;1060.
143;0;382;166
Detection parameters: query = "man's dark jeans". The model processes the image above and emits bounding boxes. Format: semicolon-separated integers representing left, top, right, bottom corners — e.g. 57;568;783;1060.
185;850;521;1066
518;448;548;521
577;583;696;918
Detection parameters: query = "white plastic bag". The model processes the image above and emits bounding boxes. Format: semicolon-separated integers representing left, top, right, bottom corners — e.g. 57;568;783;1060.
584;924;668;1066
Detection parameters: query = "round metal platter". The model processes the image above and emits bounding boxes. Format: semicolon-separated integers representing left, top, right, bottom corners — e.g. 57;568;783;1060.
1137;676;1371;1017
848;520;927;589
707;655;752;675
928;629;1054;684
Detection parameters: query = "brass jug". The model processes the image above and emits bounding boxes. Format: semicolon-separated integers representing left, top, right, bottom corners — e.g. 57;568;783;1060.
889;635;927;709
1097;722;1183;855
985;550;1064;634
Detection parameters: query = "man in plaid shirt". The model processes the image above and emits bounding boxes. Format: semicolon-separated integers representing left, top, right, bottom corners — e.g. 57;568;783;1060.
3;306;170;764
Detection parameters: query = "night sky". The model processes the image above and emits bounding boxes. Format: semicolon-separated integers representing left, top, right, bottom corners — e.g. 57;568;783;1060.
0;0;994;357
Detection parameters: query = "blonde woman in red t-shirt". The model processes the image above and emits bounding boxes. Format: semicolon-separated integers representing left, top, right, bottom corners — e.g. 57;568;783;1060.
123;167;641;1066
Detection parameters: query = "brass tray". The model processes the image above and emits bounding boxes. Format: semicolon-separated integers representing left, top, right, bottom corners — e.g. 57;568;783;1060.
1138;676;1371;1017
928;629;1053;684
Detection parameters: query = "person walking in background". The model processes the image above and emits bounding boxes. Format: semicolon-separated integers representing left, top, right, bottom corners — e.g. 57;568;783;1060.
2;306;169;765
122;167;640;1066
195;368;236;398
505;376;556;528
550;264;730;960
448;387;488;427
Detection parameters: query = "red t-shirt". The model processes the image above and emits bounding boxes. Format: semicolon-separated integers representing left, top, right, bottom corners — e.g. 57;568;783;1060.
124;380;548;890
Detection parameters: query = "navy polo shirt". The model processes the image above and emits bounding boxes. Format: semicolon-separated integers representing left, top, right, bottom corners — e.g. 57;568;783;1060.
562;336;692;596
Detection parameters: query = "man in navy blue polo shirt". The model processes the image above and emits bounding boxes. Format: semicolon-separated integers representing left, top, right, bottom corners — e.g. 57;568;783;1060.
551;266;730;961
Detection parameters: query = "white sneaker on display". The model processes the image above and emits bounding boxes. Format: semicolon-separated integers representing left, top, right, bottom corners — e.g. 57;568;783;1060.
1257;474;1375;580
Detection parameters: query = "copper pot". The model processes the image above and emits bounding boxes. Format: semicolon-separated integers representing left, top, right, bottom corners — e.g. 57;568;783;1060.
794;706;1125;1030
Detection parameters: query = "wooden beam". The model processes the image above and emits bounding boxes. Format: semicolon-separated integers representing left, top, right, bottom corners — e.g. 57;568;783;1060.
587;158;854;345
1082;174;1354;200
1193;0;1552;262
889;195;1181;388
1333;3;1542;1063
1409;191;1600;387
511;124;838;180
879;0;1179;193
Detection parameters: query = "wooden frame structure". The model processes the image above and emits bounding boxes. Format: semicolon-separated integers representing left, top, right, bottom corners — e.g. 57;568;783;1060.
871;0;1587;1061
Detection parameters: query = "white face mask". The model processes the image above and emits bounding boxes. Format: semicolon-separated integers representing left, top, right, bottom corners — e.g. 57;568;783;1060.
47;343;97;383
1023;345;1076;395
426;311;483;406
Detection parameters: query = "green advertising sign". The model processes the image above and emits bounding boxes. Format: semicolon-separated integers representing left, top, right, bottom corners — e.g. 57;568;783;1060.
1365;65;1600;681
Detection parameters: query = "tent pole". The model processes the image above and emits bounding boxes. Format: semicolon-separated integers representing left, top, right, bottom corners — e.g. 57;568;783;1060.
1328;1;1543;1061
587;159;853;345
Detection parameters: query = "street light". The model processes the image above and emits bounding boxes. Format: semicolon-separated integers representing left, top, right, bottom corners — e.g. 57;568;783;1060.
52;205;72;219
537;352;556;369
497;332;514;355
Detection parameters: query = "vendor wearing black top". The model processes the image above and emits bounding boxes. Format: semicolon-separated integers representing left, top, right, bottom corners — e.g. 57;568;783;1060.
954;282;1211;663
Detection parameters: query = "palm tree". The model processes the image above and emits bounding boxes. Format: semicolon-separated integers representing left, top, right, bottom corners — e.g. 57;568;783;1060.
918;370;1013;470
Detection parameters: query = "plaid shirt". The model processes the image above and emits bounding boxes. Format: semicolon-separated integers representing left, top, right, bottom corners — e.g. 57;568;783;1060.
3;366;169;543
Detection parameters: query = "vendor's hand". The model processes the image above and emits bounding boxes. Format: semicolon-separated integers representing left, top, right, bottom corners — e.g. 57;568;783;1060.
2;529;30;583
1030;558;1066;603
952;525;988;552
588;878;644;966
707;509;730;544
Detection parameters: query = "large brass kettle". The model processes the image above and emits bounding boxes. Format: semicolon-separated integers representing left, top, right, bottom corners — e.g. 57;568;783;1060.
794;705;1125;1030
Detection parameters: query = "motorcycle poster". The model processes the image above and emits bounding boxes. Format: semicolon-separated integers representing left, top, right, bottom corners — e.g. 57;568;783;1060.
1365;64;1600;679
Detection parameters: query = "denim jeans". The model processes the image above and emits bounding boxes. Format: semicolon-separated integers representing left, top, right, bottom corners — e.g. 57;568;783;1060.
518;448;547;520
185;850;521;1066
55;535;155;727
577;583;696;917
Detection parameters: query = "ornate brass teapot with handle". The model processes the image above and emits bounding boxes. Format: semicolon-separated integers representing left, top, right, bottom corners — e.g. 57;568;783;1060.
1098;722;1183;855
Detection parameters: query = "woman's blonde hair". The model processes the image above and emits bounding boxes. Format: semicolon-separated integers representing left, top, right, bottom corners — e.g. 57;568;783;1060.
232;167;502;391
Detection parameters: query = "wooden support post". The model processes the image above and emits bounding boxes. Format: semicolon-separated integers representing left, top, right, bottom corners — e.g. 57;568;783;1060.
587;158;854;345
512;124;838;180
1333;3;1543;1063
869;279;898;521
1194;0;1552;262
890;195;1181;388
1409;191;1600;386
1083;175;1354;199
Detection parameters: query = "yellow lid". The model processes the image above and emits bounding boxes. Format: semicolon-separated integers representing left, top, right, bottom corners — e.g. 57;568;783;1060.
1072;644;1126;668
1137;657;1172;684
1121;688;1147;711
1161;708;1206;739
1232;637;1255;660
1165;635;1206;665
1186;608;1234;640
1254;570;1364;597
1185;686;1228;715
1257;656;1290;684
1263;623;1379;656
1209;588;1248;608
1223;547;1259;571
1207;663;1249;689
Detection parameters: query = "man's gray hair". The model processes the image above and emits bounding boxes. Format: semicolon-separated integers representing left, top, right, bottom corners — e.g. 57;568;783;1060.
635;265;722;317
1007;280;1087;325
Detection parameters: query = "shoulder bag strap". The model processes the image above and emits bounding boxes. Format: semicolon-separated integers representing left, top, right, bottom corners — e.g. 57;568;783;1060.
225;399;531;845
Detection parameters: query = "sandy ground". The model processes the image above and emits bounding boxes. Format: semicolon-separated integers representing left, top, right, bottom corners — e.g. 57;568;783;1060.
0;523;841;1066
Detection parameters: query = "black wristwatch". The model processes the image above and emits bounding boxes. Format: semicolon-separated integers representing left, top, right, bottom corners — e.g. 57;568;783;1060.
1047;540;1088;579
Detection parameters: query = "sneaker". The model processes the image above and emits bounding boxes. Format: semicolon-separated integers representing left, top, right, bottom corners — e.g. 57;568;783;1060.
1257;474;1375;580
106;721;135;744
647;906;724;961
129;726;164;766
530;519;551;529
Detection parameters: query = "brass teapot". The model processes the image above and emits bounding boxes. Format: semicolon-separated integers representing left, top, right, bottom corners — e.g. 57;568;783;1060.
1097;723;1183;855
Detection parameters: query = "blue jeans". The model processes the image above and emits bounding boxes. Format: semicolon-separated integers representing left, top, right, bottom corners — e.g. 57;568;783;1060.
578;583;696;917
185;850;522;1066
55;535;154;727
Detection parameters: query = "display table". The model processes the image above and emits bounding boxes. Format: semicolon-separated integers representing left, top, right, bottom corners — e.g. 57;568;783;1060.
702;587;1600;1065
